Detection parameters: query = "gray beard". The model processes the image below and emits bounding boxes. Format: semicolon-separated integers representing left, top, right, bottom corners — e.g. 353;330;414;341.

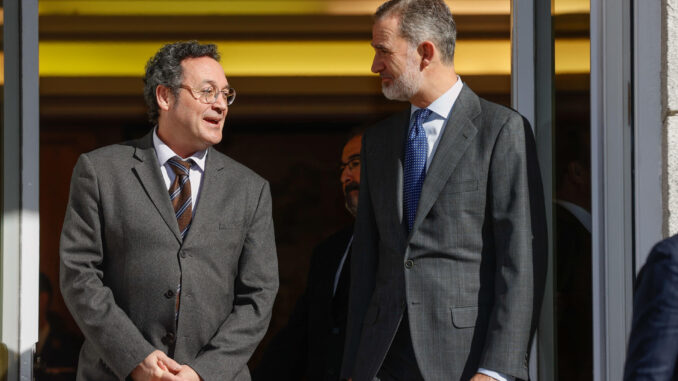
381;54;422;101
345;199;358;217
382;77;418;101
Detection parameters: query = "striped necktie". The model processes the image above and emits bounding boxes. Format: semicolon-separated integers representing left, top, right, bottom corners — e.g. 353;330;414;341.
167;156;193;240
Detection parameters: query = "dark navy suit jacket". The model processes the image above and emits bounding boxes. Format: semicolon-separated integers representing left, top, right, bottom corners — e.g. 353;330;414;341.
624;234;678;381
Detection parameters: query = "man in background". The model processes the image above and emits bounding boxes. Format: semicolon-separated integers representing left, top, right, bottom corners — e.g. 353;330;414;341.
60;41;278;381
255;131;362;381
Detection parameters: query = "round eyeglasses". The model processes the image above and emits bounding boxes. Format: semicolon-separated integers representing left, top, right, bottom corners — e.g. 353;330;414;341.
179;84;236;106
339;157;361;174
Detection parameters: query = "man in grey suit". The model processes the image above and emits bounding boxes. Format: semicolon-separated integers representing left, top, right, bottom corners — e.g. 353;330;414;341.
340;1;547;380
60;41;278;381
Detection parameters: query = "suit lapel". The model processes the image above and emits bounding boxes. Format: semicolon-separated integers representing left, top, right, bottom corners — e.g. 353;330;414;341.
131;133;182;243
410;86;480;235
374;109;410;251
183;147;225;244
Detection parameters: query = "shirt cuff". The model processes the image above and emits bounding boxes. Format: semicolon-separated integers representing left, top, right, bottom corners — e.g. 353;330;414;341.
477;368;515;381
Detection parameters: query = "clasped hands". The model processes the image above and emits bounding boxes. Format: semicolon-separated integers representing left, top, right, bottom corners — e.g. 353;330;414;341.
130;350;202;381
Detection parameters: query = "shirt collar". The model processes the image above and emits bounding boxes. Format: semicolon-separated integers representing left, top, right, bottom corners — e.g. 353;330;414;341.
410;76;464;119
556;199;592;233
152;127;207;171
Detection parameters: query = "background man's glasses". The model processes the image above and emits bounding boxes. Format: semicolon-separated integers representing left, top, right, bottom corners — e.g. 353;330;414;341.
340;158;360;173
179;84;236;106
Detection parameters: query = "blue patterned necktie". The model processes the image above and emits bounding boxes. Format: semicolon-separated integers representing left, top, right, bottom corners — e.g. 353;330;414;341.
404;108;431;232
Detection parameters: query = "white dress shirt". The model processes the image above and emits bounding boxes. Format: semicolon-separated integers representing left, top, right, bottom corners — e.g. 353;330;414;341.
409;78;514;381
556;199;592;233
153;128;207;216
409;76;463;171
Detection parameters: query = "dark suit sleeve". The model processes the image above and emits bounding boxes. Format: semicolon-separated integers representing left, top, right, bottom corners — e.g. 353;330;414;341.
252;292;309;380
341;133;379;379
480;115;547;378
624;240;678;380
60;154;156;378
253;268;311;380
189;180;279;380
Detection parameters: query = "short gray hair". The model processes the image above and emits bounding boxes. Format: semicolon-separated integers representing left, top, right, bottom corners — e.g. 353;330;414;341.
143;41;221;124
375;0;457;64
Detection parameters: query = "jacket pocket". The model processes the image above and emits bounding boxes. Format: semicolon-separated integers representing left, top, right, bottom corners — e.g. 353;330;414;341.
444;179;478;194
219;221;244;230
451;306;478;328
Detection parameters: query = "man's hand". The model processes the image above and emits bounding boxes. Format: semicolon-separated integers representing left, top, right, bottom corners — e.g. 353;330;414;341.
176;365;202;381
130;350;183;381
470;373;498;381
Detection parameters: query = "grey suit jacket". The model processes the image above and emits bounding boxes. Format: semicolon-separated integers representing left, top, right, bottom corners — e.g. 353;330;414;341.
60;132;279;380
341;85;547;381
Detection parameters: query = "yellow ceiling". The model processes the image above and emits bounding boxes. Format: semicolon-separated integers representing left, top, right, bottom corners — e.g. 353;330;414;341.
0;1;590;85
37;0;588;16
37;1;504;16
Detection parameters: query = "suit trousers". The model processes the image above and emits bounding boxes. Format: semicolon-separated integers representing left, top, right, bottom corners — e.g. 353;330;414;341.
376;311;425;381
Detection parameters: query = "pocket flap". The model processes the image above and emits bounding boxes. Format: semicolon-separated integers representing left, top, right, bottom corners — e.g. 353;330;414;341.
219;221;243;230
451;306;478;328
445;179;478;194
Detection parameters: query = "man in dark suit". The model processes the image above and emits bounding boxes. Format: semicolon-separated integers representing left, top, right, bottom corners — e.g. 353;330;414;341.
340;1;547;380
60;41;278;381
624;235;678;380
254;132;362;381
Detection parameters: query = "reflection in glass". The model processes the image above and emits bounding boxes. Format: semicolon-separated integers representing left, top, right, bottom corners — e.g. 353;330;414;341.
553;0;592;379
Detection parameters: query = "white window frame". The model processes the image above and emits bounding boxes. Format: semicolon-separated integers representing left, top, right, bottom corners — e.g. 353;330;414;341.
512;0;663;378
511;0;554;379
2;1;40;380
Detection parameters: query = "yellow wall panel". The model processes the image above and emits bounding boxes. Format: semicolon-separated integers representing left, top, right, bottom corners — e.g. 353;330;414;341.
555;38;590;74
38;38;588;78
455;40;510;75
39;41;374;76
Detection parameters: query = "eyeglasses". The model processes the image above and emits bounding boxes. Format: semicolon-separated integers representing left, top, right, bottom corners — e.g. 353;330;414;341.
339;158;360;173
179;84;236;106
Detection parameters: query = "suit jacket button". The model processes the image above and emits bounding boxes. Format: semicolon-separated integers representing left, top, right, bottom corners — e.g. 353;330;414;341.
164;290;174;299
180;251;187;258
405;259;414;269
162;332;176;345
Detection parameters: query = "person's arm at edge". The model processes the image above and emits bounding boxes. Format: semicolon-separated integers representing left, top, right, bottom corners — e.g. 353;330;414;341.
623;240;678;380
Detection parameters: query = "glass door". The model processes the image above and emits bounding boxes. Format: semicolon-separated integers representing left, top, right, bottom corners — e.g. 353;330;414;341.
552;1;592;379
